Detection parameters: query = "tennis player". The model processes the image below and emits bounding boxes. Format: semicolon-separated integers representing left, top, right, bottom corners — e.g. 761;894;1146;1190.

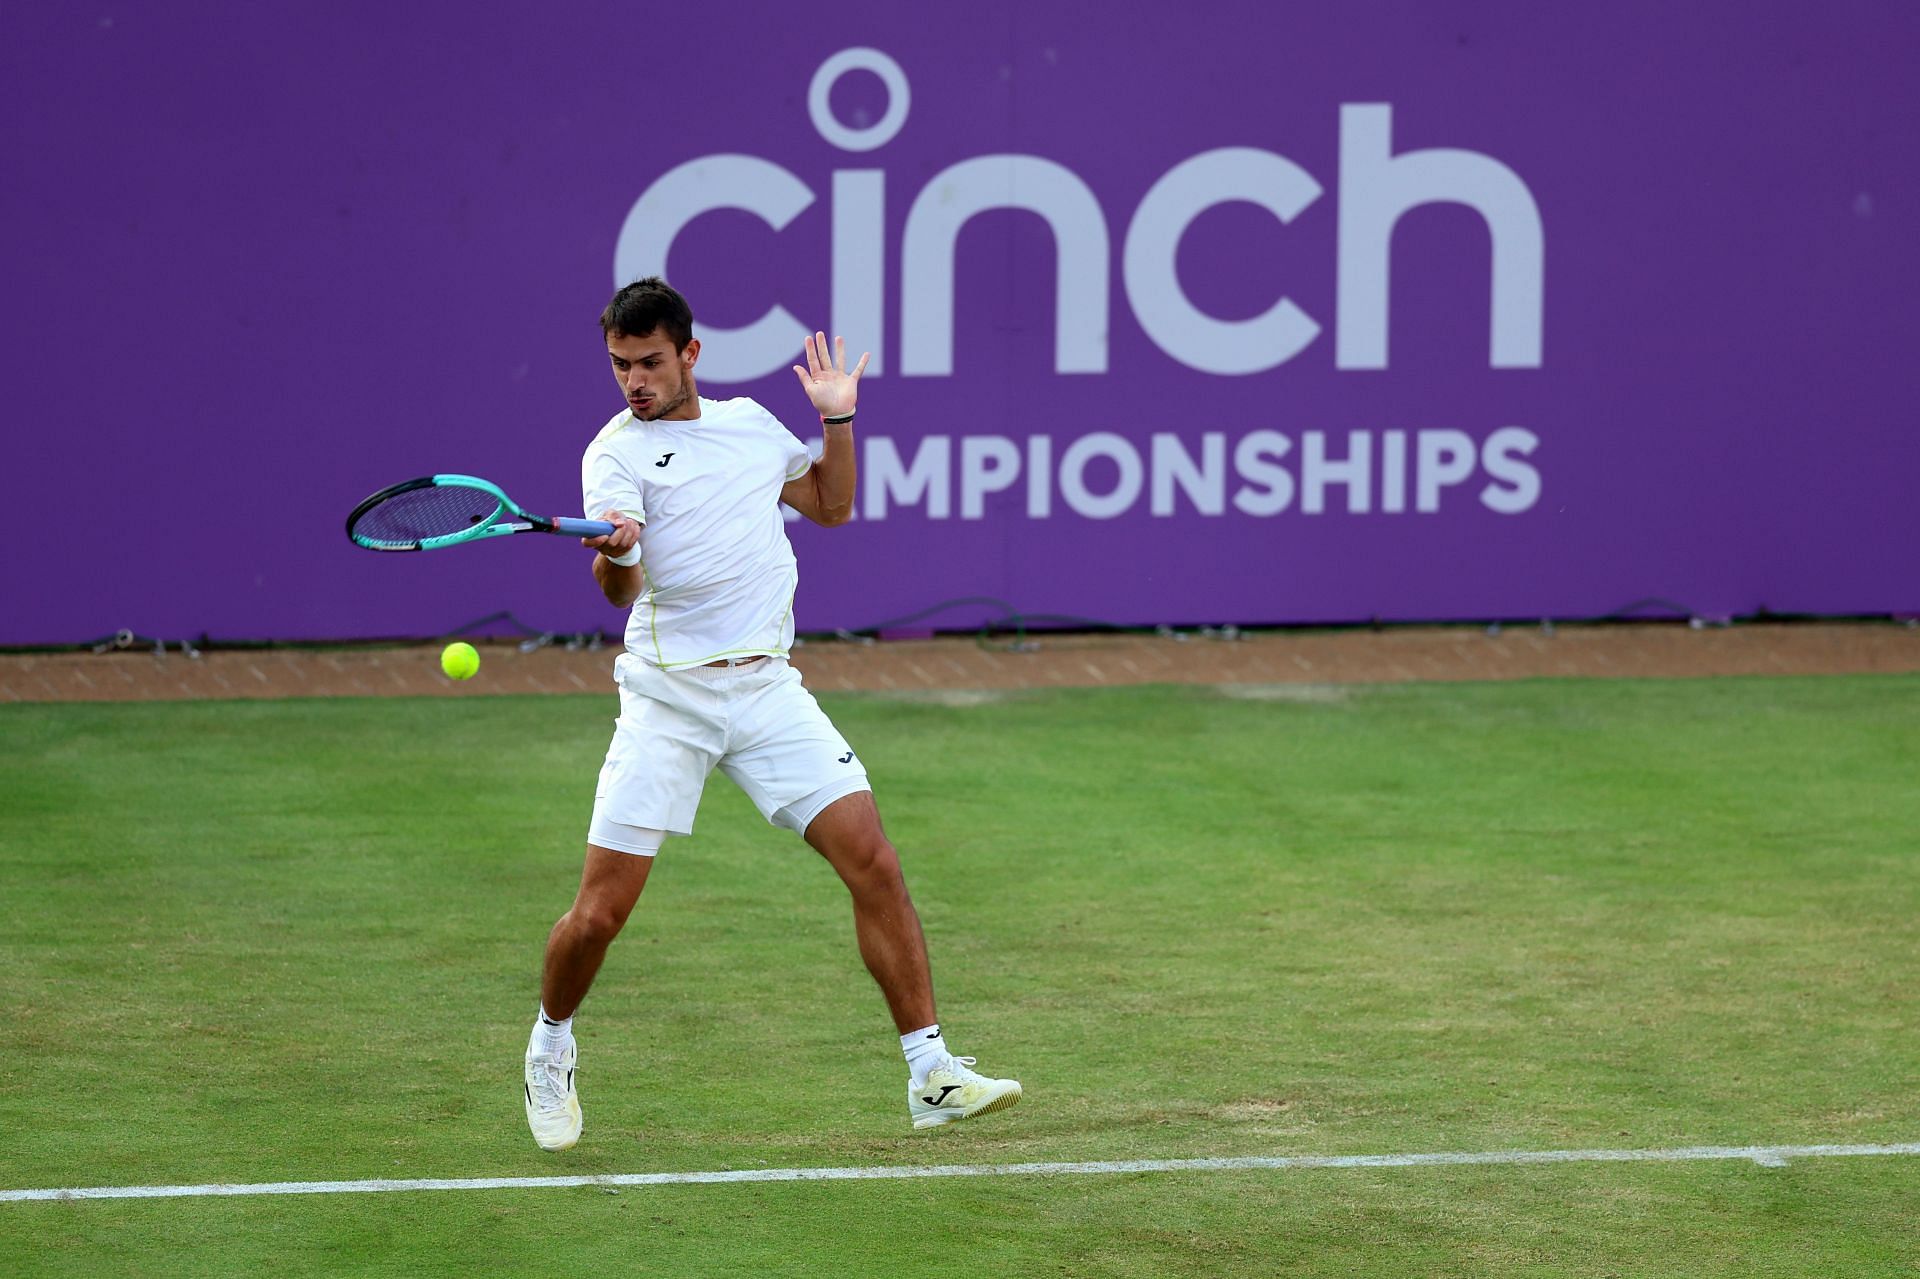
522;277;1021;1150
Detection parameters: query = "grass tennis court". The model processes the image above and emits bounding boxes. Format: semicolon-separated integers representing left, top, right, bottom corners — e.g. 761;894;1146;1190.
2;675;1915;1276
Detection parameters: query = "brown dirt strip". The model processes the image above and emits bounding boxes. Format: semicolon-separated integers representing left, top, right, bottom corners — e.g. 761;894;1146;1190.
2;623;1915;704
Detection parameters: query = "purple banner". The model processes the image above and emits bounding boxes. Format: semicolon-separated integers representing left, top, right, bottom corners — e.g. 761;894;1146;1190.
5;3;1917;644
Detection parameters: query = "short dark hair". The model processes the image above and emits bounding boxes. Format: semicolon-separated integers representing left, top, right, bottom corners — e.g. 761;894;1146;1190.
600;277;694;350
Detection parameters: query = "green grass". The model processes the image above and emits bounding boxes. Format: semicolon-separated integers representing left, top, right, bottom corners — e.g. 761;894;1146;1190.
1;676;1916;1276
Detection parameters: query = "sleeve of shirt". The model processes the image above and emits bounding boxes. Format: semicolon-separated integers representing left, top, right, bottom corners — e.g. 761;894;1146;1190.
582;439;646;526
775;416;814;482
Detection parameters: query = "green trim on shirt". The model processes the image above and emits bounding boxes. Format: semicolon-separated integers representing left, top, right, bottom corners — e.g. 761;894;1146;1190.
649;584;796;671
594;411;637;444
640;562;665;668
653;645;789;671
775;587;795;647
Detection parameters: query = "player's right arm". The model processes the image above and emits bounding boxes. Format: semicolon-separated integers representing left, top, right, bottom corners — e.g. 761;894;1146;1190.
585;512;644;607
582;436;647;608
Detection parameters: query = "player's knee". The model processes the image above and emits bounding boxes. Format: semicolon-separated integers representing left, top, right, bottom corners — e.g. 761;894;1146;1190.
568;897;632;945
837;831;904;892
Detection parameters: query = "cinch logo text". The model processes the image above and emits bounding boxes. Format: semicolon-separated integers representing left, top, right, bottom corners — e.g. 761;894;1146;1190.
614;48;1546;384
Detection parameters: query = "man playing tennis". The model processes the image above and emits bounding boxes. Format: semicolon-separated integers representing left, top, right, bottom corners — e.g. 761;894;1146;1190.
522;277;1021;1150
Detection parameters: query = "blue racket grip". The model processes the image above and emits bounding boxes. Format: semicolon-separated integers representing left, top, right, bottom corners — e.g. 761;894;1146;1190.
553;517;617;537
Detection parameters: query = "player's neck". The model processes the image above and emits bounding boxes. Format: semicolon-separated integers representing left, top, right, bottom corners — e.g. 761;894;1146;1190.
656;383;702;422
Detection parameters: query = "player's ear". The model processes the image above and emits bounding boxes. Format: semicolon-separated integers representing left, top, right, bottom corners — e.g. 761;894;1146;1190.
681;338;700;371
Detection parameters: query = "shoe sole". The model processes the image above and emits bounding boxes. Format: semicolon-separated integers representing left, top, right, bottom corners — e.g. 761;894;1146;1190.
528;1113;581;1150
529;1115;581;1152
912;1081;1022;1130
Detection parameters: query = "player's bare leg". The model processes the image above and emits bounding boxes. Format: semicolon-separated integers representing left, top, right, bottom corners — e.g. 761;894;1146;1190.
525;843;655;1151
804;791;1021;1128
542;845;655;1018
802;791;935;1031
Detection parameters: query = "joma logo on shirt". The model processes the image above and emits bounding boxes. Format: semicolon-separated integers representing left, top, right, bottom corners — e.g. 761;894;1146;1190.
655;453;676;467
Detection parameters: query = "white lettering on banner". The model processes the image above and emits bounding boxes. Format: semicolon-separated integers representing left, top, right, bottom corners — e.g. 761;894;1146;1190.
1124;149;1323;376
1302;431;1372;515
612;154;816;384
1337;106;1545;369
1059;433;1146;519
959;435;1021;519
1415;429;1477;513
1026;435;1053;519
1381;430;1408;514
807;48;911;152
901;156;1109;376
1150;433;1227;516
1480;427;1544;513
1232;431;1296;517
829;427;1540;523
832;170;887;375
865;435;950;520
613;50;1547;382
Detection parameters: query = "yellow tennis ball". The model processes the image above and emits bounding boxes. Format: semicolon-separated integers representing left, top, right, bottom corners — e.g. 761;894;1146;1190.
440;641;480;681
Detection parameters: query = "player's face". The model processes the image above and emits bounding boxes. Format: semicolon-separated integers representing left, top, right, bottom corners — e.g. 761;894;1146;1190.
607;330;700;421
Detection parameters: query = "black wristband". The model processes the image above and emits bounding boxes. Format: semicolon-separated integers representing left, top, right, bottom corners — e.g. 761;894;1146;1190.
821;411;855;425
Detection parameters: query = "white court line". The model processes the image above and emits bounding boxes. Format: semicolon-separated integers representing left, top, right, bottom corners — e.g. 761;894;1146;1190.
3;1142;1916;1204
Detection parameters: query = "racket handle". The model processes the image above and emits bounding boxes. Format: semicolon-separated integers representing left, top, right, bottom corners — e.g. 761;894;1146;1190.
553;517;616;537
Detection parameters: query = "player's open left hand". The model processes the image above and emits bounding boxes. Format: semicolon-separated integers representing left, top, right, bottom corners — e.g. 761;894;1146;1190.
792;331;869;420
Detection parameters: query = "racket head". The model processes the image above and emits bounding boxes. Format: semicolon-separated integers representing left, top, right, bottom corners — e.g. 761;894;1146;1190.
345;475;517;551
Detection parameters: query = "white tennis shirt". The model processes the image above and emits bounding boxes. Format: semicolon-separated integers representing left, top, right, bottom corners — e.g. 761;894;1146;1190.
581;396;814;670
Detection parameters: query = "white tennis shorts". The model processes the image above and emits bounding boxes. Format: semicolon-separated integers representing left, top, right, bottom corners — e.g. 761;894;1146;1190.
588;653;871;848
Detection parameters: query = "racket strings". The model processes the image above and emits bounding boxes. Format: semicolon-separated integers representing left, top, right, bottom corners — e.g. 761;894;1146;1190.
350;484;503;548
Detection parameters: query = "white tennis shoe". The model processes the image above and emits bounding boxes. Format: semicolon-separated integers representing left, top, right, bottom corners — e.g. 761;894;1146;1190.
524;1040;582;1151
908;1056;1022;1129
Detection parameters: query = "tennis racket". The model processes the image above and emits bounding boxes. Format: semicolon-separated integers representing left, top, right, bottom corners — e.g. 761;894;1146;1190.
345;474;615;552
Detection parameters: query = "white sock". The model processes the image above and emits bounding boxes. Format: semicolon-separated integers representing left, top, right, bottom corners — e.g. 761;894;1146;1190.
902;1023;949;1088
531;1006;573;1058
